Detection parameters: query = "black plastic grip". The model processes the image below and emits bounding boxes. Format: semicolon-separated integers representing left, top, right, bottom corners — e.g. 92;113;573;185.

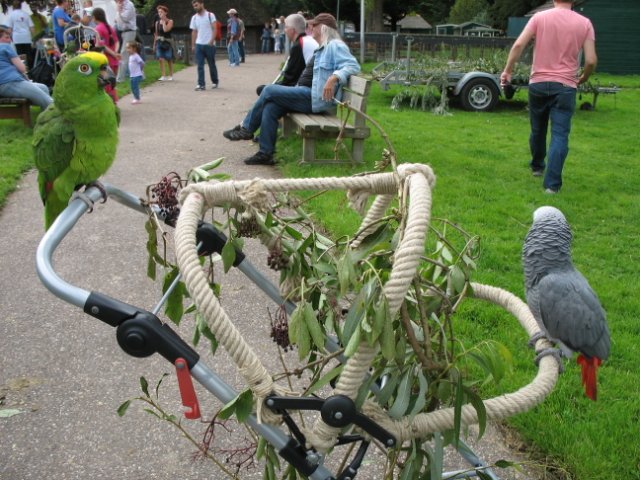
196;221;246;266
116;313;200;368
84;291;199;368
84;291;141;327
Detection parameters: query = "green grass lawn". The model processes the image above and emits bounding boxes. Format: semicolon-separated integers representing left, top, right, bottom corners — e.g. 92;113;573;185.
277;74;640;479
2;64;638;479
0;59;184;208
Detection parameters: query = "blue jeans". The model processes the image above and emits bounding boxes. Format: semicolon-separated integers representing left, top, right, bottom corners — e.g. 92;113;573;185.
528;82;577;191
195;43;218;87
227;40;240;65
130;76;142;100
242;84;312;155
0;80;52;110
261;39;270;53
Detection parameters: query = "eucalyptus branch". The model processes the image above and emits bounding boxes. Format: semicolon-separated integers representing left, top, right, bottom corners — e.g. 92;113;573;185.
334;98;398;173
272;347;345;383
135;396;239;478
400;302;433;371
413;278;434;364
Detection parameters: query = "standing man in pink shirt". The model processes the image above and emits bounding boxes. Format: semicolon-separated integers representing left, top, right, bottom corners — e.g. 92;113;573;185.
501;0;597;194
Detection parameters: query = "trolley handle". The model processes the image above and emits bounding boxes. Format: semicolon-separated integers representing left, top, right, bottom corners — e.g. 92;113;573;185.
35;183;200;367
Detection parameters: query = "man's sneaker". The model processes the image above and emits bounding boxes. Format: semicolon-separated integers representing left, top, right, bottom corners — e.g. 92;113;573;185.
532;169;544;177
159;76;167;81
544;188;558;194
223;125;242;139
224;127;253;141
211;83;218;89
131;99;141;105
167;76;173;81
194;85;205;91
244;151;275;165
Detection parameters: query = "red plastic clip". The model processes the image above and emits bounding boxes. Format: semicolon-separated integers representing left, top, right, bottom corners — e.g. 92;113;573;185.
174;358;201;419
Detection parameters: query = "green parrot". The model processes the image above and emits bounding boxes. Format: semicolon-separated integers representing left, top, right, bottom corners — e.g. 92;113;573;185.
34;52;119;230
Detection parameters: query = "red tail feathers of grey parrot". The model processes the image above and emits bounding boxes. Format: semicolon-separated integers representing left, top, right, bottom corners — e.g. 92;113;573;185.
577;354;602;401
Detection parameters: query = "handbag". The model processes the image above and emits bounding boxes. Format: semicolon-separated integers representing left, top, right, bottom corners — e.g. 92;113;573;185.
157;37;171;51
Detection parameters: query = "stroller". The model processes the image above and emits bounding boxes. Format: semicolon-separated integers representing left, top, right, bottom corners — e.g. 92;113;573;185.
36;165;560;479
29;38;58;90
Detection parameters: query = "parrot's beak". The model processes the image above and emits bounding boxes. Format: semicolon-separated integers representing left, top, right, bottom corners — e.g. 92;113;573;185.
98;65;116;89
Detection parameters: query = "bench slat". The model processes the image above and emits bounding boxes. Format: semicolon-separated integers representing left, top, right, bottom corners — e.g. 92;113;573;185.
284;75;371;164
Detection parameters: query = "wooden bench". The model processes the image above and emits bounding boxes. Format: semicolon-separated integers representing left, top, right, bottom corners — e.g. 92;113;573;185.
283;76;371;164
0;97;32;127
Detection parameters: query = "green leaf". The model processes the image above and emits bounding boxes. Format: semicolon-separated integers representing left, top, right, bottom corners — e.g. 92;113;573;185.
307;365;344;395
453;371;463;448
297;313;311;360
235;389;254;422
155;372;170;399
398;442;416;480
140;376;150;397
407;370;428;420
117;400;131;417
341;291;365;345
163;268;187;325
377;372;400;406
495;459;519;469
288;305;302;345
448;265;466;294
284;225;303;240
256;437;267;460
389;369;412;419
380;313;396;361
464;385;487;439
189;167;210;182
344;324;361;357
304;302;325;351
196;312;219;356
219;389;253;421
221;241;236;273
200;157;224;171
0;408;22;418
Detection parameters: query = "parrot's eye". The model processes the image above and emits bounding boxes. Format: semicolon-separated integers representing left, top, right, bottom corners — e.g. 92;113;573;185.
78;64;92;75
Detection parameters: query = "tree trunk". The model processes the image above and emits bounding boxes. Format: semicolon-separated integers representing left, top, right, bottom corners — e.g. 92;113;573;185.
366;0;384;32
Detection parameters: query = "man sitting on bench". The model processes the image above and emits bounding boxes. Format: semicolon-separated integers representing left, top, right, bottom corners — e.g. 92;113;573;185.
0;26;53;111
222;13;359;166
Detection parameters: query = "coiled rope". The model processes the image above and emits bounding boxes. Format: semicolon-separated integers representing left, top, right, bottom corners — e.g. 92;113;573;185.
174;164;558;452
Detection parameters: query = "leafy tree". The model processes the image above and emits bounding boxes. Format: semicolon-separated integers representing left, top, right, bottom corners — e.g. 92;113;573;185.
489;0;548;30
449;0;490;24
415;0;456;26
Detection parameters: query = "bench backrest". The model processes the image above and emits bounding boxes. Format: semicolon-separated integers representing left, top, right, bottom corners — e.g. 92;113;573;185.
342;76;371;126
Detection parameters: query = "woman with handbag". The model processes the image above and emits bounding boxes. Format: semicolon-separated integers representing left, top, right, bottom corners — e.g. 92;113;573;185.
154;5;174;81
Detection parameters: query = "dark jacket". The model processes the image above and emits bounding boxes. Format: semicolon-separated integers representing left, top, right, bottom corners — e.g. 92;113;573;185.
280;33;307;86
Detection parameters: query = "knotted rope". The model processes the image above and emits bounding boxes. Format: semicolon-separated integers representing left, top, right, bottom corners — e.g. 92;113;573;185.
174;164;558;453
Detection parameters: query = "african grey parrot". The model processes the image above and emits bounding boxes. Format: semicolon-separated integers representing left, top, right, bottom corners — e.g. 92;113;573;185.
522;206;610;401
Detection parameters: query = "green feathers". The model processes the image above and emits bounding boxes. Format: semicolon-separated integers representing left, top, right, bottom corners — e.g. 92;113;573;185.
33;52;119;230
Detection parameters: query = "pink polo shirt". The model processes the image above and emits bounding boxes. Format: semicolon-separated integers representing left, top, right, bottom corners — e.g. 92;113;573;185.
526;7;595;88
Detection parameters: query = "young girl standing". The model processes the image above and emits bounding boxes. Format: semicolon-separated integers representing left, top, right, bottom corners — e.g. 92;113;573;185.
92;7;119;103
127;41;144;104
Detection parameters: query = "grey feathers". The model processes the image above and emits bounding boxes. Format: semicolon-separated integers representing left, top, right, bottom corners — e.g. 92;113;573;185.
523;206;610;360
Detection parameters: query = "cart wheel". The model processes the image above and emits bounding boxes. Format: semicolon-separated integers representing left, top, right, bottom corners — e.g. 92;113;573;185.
460;78;500;112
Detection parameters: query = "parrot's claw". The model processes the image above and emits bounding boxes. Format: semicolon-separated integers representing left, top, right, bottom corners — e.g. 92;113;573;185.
527;331;547;348
534;347;565;373
70;190;95;213
86;181;108;204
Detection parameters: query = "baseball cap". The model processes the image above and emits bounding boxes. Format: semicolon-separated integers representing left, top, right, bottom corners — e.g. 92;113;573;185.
308;13;337;30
